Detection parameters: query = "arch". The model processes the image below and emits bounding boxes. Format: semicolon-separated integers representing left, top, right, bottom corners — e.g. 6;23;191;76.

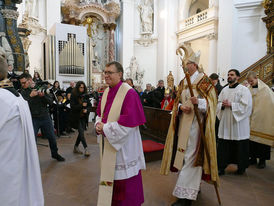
78;9;108;24
188;0;209;17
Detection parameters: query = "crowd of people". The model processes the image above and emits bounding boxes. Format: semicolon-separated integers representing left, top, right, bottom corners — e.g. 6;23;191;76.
5;68;100;161
0;49;273;206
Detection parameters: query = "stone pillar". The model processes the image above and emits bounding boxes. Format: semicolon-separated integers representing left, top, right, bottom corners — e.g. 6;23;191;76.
108;23;116;62
207;33;217;75
120;0;135;67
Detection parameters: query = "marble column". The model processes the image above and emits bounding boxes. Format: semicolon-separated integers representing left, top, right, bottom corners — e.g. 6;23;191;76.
108;23;116;62
207;33;217;75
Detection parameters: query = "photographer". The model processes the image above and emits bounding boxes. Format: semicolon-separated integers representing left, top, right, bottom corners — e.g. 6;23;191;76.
70;81;91;156
19;73;65;162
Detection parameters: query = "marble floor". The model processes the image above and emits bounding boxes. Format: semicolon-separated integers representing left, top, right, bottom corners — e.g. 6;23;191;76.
38;125;274;206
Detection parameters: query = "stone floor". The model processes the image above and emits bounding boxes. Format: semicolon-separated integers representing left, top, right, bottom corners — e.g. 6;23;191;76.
38;125;274;206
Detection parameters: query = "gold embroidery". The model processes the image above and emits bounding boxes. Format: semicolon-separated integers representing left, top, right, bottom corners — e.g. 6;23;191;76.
99;181;113;187
177;148;184;153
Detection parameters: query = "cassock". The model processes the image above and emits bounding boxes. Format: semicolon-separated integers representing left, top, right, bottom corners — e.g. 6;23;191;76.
161;71;219;200
0;88;44;206
217;83;252;173
96;81;146;206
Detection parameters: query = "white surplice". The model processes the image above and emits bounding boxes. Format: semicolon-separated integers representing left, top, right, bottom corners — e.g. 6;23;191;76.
173;71;207;200
96;117;146;180
0;89;44;206
217;84;252;140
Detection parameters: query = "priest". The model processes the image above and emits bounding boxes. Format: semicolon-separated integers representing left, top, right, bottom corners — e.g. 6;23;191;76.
161;45;219;206
0;55;44;206
217;69;253;175
246;71;274;169
95;61;146;206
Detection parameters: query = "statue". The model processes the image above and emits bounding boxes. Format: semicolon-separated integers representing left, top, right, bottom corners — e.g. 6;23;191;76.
125;56;144;86
0;33;14;66
138;0;153;34
92;51;101;72
167;71;174;89
25;0;38;18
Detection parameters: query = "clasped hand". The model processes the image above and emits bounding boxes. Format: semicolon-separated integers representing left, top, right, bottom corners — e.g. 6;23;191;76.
222;99;231;107
96;122;104;134
179;97;198;114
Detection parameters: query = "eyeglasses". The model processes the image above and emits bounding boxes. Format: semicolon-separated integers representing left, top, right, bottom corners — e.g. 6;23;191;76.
79;86;85;88
103;71;119;75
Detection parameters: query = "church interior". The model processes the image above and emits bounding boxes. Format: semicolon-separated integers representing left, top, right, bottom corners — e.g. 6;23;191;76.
0;0;273;205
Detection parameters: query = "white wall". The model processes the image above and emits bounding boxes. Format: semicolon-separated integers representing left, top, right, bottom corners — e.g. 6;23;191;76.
217;0;267;80
46;0;61;33
190;38;210;74
134;42;158;87
232;0;267;70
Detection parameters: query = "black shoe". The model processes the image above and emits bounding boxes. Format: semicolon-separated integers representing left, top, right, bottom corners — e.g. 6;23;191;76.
184;199;192;206
249;158;257;165
257;159;266;169
218;169;225;176
171;199;192;206
171;199;184;206
52;154;65;162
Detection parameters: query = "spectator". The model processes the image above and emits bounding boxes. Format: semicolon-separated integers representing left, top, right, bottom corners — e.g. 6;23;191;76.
33;71;43;83
70;81;92;156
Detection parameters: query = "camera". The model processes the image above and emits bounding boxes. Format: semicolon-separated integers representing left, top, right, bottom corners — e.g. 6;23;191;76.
33;81;53;94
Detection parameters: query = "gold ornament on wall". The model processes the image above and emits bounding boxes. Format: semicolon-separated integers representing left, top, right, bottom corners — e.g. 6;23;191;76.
82;16;98;38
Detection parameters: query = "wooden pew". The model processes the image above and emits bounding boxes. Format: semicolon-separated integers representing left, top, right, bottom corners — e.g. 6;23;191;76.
140;106;171;162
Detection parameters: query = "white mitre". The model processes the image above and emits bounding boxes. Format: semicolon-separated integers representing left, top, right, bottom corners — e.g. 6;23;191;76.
179;43;201;65
188;50;200;65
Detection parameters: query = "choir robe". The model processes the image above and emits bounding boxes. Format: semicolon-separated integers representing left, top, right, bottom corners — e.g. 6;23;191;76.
0;88;44;206
217;83;253;172
96;81;146;206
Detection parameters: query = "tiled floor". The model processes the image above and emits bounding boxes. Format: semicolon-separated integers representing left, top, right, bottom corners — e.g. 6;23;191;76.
38;125;274;206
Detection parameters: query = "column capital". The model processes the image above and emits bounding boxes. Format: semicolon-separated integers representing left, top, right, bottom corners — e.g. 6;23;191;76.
206;33;217;40
103;23;117;31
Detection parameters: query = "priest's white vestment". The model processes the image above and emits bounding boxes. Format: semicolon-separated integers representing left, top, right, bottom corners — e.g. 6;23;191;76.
217;84;252;140
0;88;44;206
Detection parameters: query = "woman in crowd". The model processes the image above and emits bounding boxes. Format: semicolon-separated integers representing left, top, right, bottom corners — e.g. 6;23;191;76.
52;80;61;93
33;71;42;83
70;81;91;156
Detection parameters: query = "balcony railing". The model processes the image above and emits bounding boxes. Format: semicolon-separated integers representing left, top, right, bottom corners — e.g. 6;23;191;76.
179;7;218;31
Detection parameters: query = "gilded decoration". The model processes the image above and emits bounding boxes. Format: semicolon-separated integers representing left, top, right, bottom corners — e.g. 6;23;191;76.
62;0;120;25
264;62;273;77
167;71;174;89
